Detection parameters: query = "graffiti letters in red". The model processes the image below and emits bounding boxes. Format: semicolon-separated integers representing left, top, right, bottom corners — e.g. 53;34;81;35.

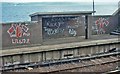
95;18;109;34
7;23;30;44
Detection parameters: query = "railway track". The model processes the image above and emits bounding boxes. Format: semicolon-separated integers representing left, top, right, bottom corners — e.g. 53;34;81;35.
1;49;119;73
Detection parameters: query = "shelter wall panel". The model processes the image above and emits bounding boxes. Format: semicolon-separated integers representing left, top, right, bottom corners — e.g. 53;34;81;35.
2;22;42;49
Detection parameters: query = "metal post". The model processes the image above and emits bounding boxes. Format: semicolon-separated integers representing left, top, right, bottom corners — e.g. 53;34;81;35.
118;1;120;51
85;15;88;39
93;0;95;15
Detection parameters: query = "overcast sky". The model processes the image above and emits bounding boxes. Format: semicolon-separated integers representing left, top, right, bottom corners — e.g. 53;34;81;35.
1;0;120;3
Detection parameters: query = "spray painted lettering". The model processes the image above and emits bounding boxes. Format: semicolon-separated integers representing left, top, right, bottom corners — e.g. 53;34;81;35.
95;17;109;34
7;23;30;44
68;28;76;36
43;17;80;38
44;27;64;35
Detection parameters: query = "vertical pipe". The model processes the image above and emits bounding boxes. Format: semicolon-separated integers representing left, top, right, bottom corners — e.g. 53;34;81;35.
93;0;95;15
85;15;88;39
118;1;120;68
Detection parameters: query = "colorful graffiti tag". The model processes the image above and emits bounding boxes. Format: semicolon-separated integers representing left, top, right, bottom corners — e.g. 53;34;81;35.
95;17;109;34
7;23;30;44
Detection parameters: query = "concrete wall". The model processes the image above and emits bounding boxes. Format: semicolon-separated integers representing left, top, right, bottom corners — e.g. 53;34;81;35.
92;8;119;35
1;14;118;49
88;16;93;38
31;16;39;22
42;16;85;40
92;15;118;35
2;22;42;49
41;15;95;44
1;15;94;49
110;14;119;31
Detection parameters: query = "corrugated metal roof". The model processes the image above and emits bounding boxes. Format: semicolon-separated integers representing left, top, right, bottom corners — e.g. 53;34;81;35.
29;11;95;17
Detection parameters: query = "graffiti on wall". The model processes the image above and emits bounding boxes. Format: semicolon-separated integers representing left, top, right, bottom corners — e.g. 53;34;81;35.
94;17;109;34
43;21;65;35
7;23;30;44
43;16;82;39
